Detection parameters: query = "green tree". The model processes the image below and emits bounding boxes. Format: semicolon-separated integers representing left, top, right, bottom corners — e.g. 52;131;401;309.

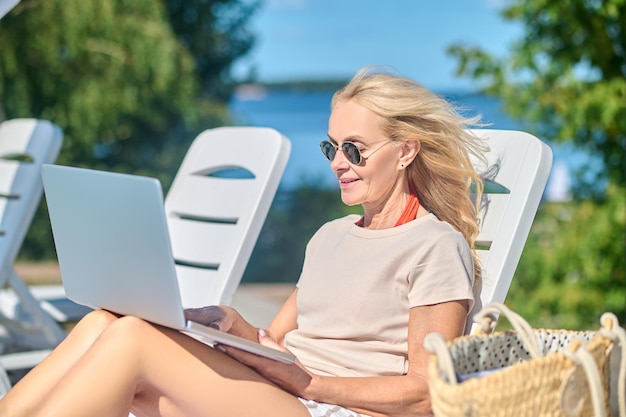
512;184;625;328
165;0;258;101
449;0;625;194
449;0;626;327
1;0;257;177
0;0;257;259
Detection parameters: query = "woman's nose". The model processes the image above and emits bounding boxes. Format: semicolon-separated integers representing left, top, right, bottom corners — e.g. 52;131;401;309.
330;148;350;172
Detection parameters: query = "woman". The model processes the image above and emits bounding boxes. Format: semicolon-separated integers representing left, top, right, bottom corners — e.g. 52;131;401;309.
0;66;485;417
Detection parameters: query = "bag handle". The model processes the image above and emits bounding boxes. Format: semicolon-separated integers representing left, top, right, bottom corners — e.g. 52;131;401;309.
561;313;625;417
565;338;608;417
423;332;459;384
472;302;542;358
423;302;542;385
599;313;625;417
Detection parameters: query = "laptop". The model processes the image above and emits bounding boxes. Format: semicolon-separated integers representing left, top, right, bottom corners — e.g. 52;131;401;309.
41;164;295;364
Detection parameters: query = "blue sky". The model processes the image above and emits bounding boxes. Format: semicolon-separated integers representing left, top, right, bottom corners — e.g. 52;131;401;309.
232;0;522;91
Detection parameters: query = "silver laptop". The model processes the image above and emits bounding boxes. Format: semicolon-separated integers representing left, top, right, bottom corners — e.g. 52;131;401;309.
41;164;295;364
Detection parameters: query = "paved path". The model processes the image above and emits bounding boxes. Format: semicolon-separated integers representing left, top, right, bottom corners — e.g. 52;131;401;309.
231;284;294;327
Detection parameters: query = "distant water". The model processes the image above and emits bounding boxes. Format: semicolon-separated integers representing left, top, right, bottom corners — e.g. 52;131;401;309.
229;87;585;200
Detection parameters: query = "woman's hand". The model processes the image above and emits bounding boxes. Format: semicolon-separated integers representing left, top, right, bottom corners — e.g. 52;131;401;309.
183;305;238;332
184;305;259;340
217;328;317;398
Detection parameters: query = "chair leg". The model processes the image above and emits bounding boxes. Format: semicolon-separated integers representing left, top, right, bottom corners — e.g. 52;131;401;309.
0;365;11;398
6;269;66;347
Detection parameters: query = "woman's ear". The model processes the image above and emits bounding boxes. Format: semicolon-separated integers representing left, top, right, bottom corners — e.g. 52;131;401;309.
399;140;420;169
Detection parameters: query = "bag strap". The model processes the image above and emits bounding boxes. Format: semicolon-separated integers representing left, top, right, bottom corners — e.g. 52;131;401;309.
562;313;625;417
472;302;542;357
423;332;459;384
423;302;543;384
564;339;608;417
599;313;625;417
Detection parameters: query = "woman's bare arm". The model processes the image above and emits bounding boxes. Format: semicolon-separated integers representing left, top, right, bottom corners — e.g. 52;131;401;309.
222;299;468;417
267;288;299;344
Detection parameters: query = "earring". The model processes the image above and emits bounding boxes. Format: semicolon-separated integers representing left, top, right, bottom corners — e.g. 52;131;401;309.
400;164;404;168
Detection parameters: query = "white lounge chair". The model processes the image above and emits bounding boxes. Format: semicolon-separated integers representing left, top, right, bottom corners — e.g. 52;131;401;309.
133;125;290;417
467;129;552;333
0;0;20;20
164;126;291;307
0;118;65;390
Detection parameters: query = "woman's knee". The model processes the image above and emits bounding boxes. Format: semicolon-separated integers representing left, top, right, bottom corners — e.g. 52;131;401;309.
97;315;157;351
72;309;119;334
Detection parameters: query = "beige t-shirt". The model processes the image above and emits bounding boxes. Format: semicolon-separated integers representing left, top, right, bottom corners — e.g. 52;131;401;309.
283;213;474;378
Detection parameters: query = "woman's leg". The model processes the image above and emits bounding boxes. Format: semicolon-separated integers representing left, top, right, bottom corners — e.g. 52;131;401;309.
0;309;119;416
29;315;310;417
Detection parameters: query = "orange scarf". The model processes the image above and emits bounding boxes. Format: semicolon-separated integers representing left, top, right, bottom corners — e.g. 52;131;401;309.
394;192;420;226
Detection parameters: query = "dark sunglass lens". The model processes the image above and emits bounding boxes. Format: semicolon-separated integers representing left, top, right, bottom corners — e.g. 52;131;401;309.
320;141;335;161
343;143;362;165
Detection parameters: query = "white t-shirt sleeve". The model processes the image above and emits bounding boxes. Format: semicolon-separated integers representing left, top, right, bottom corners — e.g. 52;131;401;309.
407;229;475;311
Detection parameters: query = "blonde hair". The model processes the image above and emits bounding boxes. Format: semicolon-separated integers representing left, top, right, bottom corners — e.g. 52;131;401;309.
332;66;487;284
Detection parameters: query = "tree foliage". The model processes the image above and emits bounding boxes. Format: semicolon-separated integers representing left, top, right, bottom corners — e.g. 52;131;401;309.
165;0;258;100
511;184;625;328
449;0;626;328
0;0;257;258
449;0;625;194
1;0;256;176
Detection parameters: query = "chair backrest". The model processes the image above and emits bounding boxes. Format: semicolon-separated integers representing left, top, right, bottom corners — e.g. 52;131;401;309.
467;129;552;333
164;126;290;308
0;119;63;277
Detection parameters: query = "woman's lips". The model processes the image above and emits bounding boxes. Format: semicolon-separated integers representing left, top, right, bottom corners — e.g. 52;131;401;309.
339;178;359;188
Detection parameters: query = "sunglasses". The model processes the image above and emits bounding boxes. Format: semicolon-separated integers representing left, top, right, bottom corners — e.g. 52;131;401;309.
319;139;393;165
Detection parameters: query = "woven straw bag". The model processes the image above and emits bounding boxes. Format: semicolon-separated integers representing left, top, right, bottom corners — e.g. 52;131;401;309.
424;303;626;417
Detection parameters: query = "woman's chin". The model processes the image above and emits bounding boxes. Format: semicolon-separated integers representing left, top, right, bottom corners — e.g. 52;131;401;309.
340;193;362;207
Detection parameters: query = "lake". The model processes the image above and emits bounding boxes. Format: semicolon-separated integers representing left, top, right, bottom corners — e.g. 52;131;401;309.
229;86;578;201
